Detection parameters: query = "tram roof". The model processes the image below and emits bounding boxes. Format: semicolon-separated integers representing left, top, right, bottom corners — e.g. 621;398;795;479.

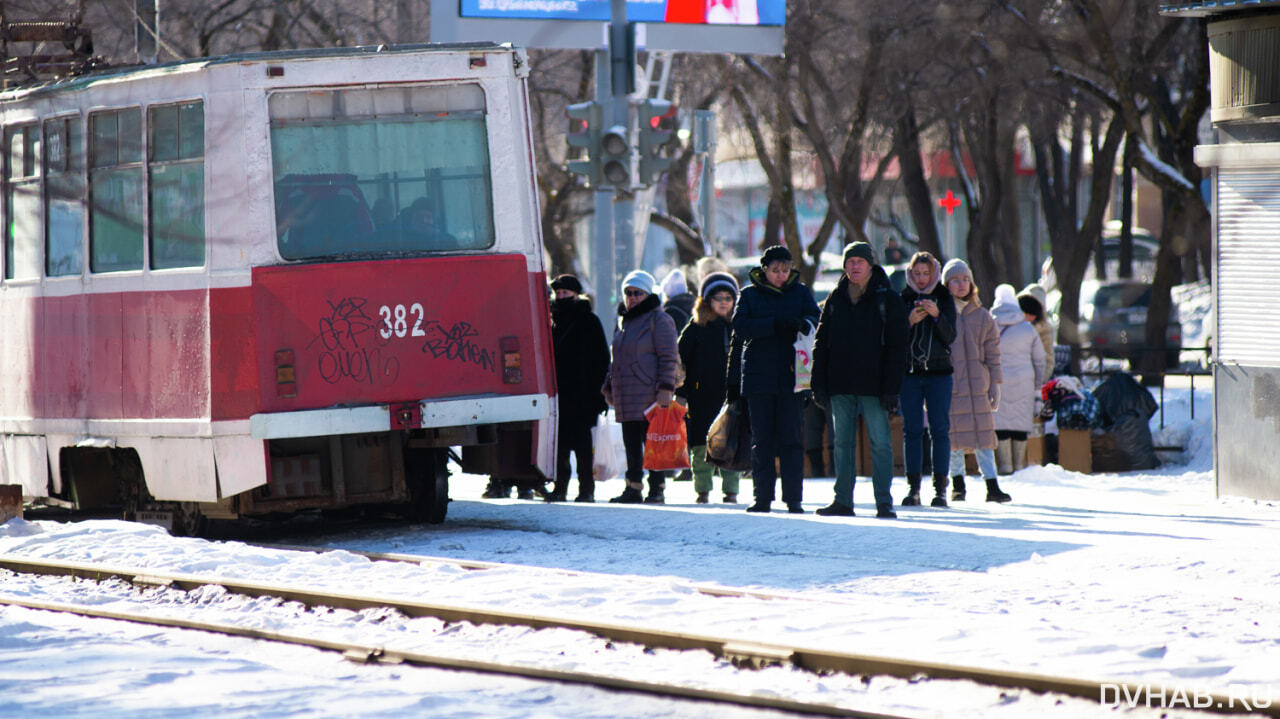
1160;0;1280;17
0;41;516;102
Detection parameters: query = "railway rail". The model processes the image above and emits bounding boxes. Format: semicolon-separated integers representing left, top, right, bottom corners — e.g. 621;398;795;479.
0;553;1272;717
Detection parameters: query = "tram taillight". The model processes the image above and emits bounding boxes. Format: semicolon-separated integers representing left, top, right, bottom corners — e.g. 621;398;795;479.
275;350;297;398
501;336;522;384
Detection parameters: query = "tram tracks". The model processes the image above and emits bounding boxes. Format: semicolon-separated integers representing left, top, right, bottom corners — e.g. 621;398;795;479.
0;552;1271;717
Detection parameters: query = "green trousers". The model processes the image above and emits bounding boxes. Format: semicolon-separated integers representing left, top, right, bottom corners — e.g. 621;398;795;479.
690;444;742;495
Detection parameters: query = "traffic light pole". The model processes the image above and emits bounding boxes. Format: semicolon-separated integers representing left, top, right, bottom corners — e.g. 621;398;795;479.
592;48;616;337
609;0;635;326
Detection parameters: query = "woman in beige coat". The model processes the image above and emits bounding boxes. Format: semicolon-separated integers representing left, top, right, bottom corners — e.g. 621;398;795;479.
942;259;1011;503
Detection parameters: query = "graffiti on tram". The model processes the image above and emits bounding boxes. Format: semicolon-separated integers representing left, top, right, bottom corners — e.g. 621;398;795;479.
308;296;496;385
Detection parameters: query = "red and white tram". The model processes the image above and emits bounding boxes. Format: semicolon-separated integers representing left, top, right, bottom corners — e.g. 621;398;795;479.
0;43;557;532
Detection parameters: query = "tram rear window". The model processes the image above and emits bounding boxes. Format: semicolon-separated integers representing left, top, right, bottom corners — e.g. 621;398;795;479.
268;85;494;260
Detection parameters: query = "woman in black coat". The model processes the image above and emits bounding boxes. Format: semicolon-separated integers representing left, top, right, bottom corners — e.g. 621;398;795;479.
898;252;957;507
675;272;742;504
730;246;821;514
546;275;611;502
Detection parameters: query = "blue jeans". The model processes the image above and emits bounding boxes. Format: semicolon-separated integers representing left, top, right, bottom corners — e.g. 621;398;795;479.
746;392;805;504
830;394;893;508
900;373;952;478
950;448;996;479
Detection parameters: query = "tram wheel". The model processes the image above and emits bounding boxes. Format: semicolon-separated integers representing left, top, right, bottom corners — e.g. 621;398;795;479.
403;447;449;524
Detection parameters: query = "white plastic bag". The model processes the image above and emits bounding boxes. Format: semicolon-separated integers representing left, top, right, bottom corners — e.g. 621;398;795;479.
794;324;816;393
591;412;626;482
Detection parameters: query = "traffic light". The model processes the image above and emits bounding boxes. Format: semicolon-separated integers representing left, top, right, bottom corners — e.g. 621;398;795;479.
637;99;675;187
599;121;631;188
565;101;602;187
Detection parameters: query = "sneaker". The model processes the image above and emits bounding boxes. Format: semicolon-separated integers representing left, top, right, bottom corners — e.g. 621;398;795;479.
696;492;710;504
723;493;738;504
610;487;644;504
876;503;897;519
815;502;854;517
746;502;771;513
786;502;805;514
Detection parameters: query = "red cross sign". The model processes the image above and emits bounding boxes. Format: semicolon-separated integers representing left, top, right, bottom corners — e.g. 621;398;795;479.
939;190;961;215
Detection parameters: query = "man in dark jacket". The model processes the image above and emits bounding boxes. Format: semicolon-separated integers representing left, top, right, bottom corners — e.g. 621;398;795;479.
547;274;611;502
811;242;909;519
729;245;821;514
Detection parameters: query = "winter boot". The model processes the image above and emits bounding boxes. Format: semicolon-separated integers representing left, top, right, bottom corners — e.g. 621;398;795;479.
985;477;1012;503
930;474;949;507
995;438;1013;475
610;483;644;503
573;492;595;503
545;479;569;502
696;491;710;504
723;493;738;504
644;477;665;504
786;502;805;514
815;502;855;517
746;501;771;513
901;474;922;506
951;475;967;502
482;479;511;499
574;477;594;503
516;486;536;500
1011;439;1028;472
876;503;897;519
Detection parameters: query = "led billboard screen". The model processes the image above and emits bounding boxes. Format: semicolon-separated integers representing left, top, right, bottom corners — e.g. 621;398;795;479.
459;1;786;26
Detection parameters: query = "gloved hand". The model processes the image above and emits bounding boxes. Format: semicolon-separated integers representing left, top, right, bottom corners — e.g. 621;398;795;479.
988;384;1000;412
880;394;899;414
811;387;829;409
773;317;802;338
657;389;674;408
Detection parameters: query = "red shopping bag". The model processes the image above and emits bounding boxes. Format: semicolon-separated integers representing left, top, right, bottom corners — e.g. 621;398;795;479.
642;403;691;471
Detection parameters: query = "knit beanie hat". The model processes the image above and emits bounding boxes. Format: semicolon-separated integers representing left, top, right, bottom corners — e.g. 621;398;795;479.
942;258;972;284
992;283;1018;309
550;274;583;295
661;268;689;299
699;271;739;300
621;269;656;296
760;245;792;266
1018;283;1047;307
842;241;876;265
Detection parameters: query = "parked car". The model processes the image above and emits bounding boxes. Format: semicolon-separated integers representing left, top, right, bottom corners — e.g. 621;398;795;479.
1077;280;1183;369
1041;221;1160;291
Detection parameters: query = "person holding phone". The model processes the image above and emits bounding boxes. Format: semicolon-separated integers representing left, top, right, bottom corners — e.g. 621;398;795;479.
898;252;957;507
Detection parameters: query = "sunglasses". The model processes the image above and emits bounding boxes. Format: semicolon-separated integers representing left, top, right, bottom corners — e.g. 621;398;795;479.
623;289;647;298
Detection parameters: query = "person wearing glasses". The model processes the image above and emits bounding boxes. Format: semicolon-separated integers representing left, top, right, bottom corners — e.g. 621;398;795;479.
676;271;742;504
941;258;1008;503
729;245;821;514
603;270;681;504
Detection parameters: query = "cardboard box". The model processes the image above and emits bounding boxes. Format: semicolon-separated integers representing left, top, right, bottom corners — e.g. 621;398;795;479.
1026;435;1045;466
1057;428;1092;473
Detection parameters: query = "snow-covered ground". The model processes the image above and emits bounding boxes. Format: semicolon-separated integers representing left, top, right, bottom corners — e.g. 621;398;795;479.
1;383;1278;718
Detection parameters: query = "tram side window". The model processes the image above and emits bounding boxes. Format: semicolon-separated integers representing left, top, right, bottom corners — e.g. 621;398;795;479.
89;108;144;272
4;124;41;280
44;116;85;277
148;101;204;269
269;85;494;260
